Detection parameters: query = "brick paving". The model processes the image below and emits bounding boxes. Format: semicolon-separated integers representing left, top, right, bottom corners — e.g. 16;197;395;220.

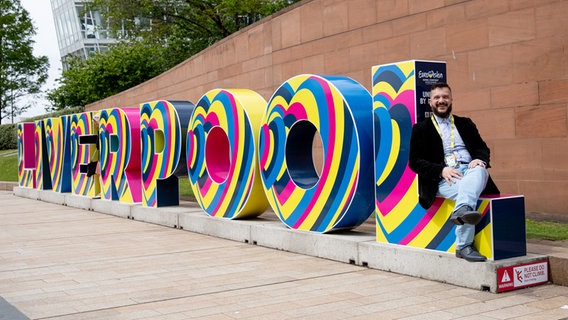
1;191;567;320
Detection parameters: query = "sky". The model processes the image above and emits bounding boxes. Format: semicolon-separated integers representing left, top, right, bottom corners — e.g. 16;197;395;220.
18;0;62;121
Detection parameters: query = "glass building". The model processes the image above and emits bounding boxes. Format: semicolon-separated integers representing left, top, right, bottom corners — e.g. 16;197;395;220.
50;0;116;68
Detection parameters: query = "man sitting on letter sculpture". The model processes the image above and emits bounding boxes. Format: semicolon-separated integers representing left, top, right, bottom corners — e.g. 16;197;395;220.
409;83;500;262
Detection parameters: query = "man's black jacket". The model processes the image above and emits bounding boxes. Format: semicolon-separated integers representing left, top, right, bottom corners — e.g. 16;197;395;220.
408;114;500;209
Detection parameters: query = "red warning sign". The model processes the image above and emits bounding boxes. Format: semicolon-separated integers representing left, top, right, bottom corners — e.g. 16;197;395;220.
497;260;548;292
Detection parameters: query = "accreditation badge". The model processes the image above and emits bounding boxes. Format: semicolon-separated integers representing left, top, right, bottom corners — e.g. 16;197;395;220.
444;153;457;167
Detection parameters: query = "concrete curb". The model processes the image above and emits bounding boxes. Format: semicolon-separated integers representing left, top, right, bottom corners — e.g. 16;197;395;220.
0;181;17;191
13;187;552;293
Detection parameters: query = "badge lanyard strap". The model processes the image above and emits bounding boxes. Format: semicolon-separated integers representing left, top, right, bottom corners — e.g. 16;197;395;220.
431;115;455;150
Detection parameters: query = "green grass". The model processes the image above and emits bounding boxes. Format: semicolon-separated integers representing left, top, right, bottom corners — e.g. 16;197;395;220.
1;148;566;240
526;219;568;241
178;176;195;200
0;149;18;182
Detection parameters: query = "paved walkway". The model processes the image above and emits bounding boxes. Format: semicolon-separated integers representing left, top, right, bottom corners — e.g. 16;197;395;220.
1;192;568;320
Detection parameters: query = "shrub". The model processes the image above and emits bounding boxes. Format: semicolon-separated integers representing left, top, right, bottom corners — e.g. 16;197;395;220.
0;124;17;150
0;107;85;151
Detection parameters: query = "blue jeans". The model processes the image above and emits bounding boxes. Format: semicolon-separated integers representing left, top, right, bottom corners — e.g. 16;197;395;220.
437;164;489;250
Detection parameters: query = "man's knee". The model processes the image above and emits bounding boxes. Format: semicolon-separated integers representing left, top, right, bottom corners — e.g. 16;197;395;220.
466;166;488;179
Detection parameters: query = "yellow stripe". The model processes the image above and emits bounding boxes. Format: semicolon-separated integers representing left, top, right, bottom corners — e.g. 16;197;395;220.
406;199;453;248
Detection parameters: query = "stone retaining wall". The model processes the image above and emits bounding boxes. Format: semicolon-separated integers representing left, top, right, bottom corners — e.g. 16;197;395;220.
85;0;568;216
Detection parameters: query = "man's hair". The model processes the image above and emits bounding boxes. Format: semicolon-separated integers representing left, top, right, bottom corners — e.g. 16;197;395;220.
431;82;452;92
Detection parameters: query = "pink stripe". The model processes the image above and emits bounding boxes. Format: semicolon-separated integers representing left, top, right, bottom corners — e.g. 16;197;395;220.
144;155;159;188
204;112;220;127
293;77;335;228
200;177;213;197
480;203;489;217
259;125;270;170
126;170;143;202
480;194;512;199
187;130;195;167
210;91;239;215
288;102;308;121
392;90;416;124
376;167;416;215
399;198;444;245
275;180;296;204
161;124;173;178
377;93;394;107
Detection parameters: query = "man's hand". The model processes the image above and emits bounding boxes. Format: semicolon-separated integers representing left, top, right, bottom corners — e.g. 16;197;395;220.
468;159;486;169
441;167;462;185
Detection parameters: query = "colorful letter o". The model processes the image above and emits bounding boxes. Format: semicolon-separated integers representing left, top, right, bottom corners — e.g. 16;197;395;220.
259;75;375;233
187;89;269;219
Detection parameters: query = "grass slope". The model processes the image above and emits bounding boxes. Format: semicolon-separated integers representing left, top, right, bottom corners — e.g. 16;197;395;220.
0;150;18;182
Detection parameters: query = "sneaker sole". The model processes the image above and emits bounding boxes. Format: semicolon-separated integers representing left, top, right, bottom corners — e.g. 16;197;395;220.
456;253;487;262
450;211;482;226
460;212;482;225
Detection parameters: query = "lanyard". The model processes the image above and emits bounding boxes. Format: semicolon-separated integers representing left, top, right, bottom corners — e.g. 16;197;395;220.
431;115;455;149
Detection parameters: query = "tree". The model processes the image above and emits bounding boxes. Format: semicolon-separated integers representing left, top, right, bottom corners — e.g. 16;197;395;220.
0;0;49;124
49;0;300;110
47;40;171;110
89;0;300;57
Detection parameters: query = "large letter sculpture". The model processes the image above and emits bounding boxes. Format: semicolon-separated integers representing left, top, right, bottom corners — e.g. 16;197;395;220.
187;89;269;218
140;100;194;207
373;60;526;260
373;60;475;253
34;120;52;190
44;116;72;193
17;123;36;188
99;108;142;203
16;62;527;262
70;112;100;197
259;75;374;232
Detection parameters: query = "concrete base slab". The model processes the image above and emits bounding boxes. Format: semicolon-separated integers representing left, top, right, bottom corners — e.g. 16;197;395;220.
14;188;551;293
13;187;39;200
64;194;92;211
130;205;183;228
91;199;134;218
39;190;67;205
251;221;375;264
178;211;253;243
358;241;547;292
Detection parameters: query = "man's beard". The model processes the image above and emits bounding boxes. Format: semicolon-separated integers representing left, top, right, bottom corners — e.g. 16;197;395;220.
431;103;452;118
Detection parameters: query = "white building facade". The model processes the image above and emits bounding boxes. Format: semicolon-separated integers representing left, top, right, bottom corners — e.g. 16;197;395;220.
50;0;116;67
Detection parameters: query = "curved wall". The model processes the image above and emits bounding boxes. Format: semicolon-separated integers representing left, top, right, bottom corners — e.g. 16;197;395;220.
86;0;568;216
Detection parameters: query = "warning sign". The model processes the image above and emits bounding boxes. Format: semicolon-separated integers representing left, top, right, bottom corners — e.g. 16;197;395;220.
497;260;548;292
501;270;511;283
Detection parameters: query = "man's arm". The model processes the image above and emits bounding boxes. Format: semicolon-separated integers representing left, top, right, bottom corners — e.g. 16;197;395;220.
408;125;445;181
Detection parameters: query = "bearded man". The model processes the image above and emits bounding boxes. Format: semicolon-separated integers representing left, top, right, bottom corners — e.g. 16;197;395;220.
408;83;500;262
